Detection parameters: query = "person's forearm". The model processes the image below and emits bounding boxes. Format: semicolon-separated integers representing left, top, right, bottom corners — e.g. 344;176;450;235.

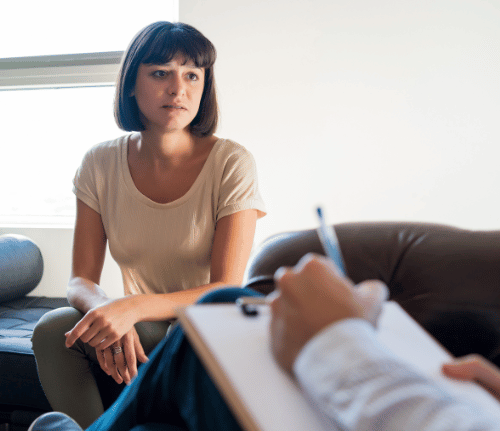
130;282;231;322
67;276;110;314
294;319;500;431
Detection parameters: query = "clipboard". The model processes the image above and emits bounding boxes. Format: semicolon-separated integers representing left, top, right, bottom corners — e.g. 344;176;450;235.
177;301;500;431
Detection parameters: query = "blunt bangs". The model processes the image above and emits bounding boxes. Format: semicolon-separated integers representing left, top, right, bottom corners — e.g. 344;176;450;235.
141;24;216;69
115;21;218;136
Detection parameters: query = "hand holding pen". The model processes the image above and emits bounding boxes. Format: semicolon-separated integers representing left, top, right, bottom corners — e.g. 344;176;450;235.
237;206;348;315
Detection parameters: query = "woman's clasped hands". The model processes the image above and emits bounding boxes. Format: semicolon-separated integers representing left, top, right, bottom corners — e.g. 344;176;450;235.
64;296;149;385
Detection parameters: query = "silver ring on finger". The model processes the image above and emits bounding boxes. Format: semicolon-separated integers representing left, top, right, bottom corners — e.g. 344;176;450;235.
111;346;123;355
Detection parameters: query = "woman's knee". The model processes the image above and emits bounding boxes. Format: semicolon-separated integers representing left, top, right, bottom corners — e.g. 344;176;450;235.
32;307;83;353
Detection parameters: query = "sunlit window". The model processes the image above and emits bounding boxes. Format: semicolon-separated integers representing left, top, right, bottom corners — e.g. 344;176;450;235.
0;1;178;226
0;87;121;225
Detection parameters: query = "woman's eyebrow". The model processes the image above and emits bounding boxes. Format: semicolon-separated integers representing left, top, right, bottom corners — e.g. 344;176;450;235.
145;61;203;69
181;63;203;70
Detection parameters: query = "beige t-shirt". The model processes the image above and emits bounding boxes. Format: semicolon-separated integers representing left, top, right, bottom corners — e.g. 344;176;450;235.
73;134;266;296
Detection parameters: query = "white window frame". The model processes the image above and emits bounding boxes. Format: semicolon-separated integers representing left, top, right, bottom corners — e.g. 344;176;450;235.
0;0;178;91
0;52;123;90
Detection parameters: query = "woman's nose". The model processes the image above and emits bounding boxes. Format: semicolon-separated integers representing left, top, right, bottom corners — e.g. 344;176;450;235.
167;73;185;96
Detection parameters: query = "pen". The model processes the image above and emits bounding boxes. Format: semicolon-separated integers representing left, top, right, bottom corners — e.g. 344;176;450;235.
315;207;347;276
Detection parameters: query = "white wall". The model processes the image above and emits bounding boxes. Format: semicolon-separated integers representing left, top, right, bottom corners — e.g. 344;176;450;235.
181;0;500;247
3;0;499;297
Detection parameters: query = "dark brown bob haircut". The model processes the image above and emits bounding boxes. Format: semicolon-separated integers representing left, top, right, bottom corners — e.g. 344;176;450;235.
114;21;218;136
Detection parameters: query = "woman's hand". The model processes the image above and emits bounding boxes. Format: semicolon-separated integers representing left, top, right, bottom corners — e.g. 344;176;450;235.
65;296;141;351
96;328;149;385
442;354;500;401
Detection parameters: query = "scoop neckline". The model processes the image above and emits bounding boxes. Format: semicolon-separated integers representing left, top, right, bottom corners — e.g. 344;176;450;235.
120;134;223;209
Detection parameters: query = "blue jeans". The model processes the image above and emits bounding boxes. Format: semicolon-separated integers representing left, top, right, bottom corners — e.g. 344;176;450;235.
88;288;263;431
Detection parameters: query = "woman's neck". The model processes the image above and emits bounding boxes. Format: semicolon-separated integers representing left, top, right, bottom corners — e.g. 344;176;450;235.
136;128;199;164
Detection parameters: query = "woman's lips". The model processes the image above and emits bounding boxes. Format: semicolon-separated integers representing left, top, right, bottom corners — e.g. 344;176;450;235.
162;105;186;110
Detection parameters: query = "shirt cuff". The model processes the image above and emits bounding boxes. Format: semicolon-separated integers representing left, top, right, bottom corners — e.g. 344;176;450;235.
294;319;375;369
293;319;393;395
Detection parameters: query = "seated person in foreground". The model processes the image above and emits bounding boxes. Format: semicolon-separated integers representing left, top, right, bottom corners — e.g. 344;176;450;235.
30;254;500;431
270;254;500;430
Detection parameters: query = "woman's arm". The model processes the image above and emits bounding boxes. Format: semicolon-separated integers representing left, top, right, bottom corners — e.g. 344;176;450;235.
67;198;148;384
209;207;258;284
65;209;258;350
67;198;109;312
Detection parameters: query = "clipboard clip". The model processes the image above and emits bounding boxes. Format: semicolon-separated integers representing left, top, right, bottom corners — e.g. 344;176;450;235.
236;297;269;317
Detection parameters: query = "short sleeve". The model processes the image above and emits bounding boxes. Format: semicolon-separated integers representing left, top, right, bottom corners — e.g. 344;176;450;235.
73;147;101;213
217;146;267;221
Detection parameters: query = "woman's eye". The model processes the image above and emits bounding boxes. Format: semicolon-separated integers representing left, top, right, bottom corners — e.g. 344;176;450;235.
187;72;199;81
152;70;168;78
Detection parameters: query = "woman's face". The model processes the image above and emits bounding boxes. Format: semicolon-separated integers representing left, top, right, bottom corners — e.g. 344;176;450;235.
133;53;205;133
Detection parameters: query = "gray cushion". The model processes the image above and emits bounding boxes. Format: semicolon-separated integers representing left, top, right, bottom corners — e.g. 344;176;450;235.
0;234;43;303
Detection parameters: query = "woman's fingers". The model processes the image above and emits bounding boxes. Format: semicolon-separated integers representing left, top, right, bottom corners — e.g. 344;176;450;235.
110;330;149;385
65;312;106;347
110;343;130;384
92;330;120;351
65;317;95;347
73;326;117;350
94;331;148;385
135;340;149;364
96;347;109;375
102;346;123;384
65;300;131;348
134;332;149;364
122;335;137;381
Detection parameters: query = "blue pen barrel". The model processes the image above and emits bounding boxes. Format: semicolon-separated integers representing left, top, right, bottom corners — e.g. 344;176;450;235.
316;207;347;276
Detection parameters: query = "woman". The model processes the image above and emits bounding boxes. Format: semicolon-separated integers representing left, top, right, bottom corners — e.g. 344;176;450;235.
32;21;266;428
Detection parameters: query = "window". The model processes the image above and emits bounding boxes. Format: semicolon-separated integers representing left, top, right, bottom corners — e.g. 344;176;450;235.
0;1;178;226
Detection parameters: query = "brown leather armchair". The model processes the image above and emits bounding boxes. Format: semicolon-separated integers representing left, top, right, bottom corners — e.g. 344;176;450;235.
244;222;500;366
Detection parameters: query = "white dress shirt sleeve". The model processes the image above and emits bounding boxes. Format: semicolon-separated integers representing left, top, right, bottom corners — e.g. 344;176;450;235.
293;318;500;431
